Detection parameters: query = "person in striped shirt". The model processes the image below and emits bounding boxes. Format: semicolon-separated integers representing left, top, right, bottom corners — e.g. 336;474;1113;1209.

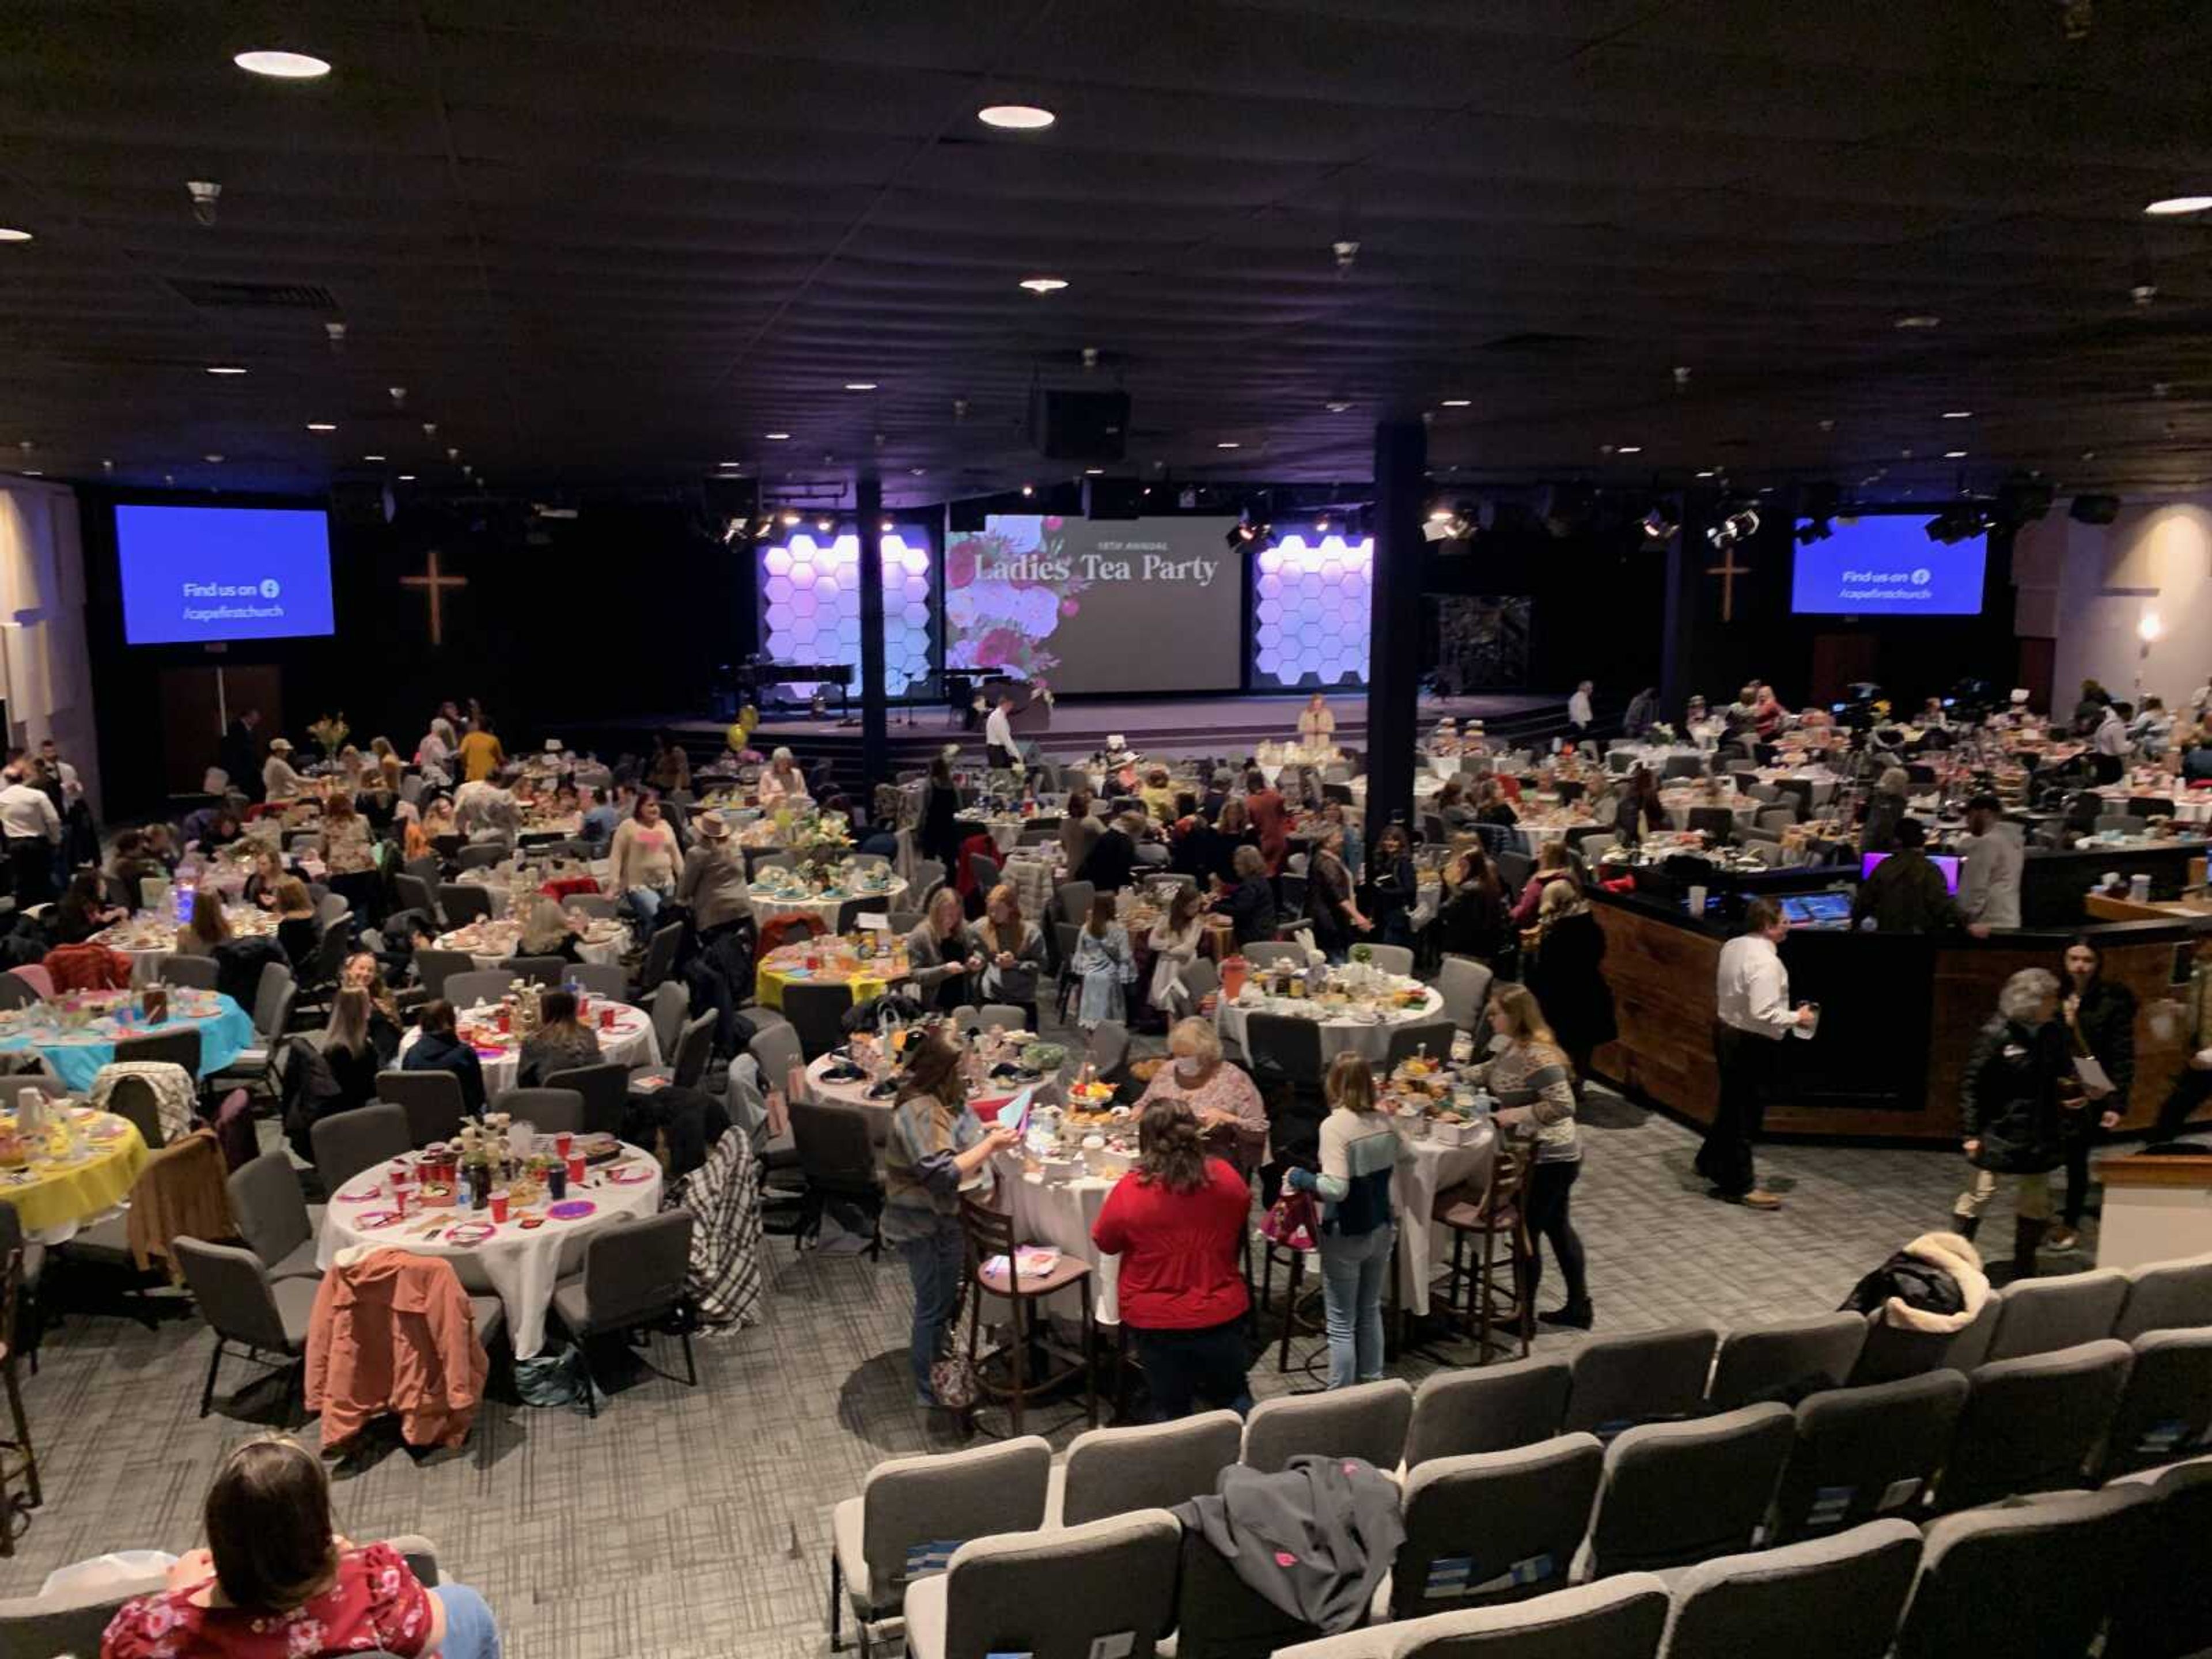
1285;1052;1410;1388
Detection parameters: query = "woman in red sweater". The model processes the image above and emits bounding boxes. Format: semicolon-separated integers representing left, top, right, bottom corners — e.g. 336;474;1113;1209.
1092;1097;1254;1419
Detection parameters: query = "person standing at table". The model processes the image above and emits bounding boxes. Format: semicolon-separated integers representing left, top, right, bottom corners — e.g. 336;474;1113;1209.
1465;984;1592;1329
1211;844;1278;946
1058;786;1102;876
609;791;685;935
453;717;504;785
0;762;61;908
2049;937;2131;1251
984;693;1019;774
1298;691;1336;749
1526;880;1615;1102
1145;883;1209;1022
1304;825;1370;961
1284;1052;1407;1389
676;812;751;941
218;705;264;801
1243;767;1290;874
2090;699;2132;784
1698;897;1814;1210
1070;893;1135;1029
1952;968;2072;1279
882;1031;1018;1408
1077;812;1145;894
1091;1096;1255;1419
1567;679;1594;736
1957;792;2022;935
919;756;964;878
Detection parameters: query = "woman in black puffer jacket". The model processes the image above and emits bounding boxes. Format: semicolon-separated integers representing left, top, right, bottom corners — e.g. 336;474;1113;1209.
1950;967;2075;1280
2050;935;2134;1249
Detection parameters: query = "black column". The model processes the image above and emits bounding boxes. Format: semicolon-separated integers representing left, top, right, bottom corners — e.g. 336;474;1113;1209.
1660;491;1720;726
857;474;888;789
1364;419;1426;848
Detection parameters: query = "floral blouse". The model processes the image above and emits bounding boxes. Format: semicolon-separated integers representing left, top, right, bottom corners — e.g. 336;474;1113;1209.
103;1541;434;1659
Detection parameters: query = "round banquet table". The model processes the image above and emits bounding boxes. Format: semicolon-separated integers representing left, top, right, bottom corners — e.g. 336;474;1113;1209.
956;815;1062;856
92;907;278;987
0;993;257;1094
315;1141;664;1359
1388;1118;1497;1317
754;941;913;1012
1214;981;1446;1067
1661;796;1759;832
433;918;627;969
747;877;909;933
0;1109;149;1241
397;999;660;1097
802;1051;1060;1150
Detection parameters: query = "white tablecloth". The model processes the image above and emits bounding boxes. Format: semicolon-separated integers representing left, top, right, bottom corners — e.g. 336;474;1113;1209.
433;919;627;969
454;861;613;919
93;907;278;987
802;1053;1065;1154
1216;984;1446;1066
316;1142;664;1358
399;1001;660;1097
994;1154;1126;1325
1661;797;1758;832
1390;1121;1497;1316
749;877;909;930
963;816;1062;856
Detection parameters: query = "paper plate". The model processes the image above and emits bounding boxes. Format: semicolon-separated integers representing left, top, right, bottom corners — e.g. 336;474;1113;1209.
547;1199;595;1220
444;1221;496;1246
357;1210;402;1229
605;1164;653;1185
86;1122;127;1142
338;1186;384;1202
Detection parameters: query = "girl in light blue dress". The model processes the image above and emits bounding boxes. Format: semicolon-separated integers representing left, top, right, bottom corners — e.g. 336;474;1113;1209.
1070;893;1134;1029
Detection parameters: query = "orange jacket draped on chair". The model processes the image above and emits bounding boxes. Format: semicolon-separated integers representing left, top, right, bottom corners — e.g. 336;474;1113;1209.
305;1248;488;1452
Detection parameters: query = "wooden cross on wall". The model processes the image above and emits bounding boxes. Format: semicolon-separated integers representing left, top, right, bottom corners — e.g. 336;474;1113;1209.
400;550;468;645
1706;544;1749;623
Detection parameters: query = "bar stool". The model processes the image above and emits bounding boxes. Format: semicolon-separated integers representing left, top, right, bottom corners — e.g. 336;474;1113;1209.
0;1248;40;1555
959;1197;1097;1435
1432;1144;1534;1363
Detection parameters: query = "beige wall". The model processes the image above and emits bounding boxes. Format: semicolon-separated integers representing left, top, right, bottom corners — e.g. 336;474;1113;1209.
0;482;100;816
2016;499;2212;713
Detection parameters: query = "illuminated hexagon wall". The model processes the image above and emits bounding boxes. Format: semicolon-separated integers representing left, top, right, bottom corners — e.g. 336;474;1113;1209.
757;531;935;696
1251;532;1373;688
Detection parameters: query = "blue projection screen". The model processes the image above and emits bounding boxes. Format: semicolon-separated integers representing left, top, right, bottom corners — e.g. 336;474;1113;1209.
1790;514;1986;616
116;505;336;645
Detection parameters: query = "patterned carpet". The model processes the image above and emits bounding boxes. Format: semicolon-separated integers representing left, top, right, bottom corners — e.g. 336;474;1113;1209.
0;1068;2101;1658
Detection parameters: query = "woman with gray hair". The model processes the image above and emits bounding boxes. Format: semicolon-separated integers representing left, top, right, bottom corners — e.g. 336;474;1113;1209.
1859;766;1912;856
757;745;811;808
1952;967;2074;1279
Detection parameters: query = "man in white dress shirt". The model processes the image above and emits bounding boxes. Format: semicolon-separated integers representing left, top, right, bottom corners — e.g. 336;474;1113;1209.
1567;680;1593;734
2090;701;2131;783
1697;896;1814;1209
984;694;1018;774
0;763;61;906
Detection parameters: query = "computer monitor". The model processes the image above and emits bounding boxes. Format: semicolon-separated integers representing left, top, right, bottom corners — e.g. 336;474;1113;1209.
1780;892;1855;928
1861;851;1961;894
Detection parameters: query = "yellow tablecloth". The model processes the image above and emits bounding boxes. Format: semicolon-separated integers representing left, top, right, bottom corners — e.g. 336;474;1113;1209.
753;942;910;1011
0;1117;148;1234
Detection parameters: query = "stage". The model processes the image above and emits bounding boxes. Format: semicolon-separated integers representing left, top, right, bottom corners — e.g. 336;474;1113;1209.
565;690;1577;794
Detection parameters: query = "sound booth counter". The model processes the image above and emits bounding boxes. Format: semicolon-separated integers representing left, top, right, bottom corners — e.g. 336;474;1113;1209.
1588;887;2209;1145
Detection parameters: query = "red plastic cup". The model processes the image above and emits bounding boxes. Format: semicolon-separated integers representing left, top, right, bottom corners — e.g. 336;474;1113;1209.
495;1010;512;1033
566;1154;585;1185
392;1187;409;1217
555;1132;573;1158
600;1007;616;1030
489;1190;510;1224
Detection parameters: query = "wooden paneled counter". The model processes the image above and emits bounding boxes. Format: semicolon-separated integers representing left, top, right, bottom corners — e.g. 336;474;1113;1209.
1590;891;2209;1143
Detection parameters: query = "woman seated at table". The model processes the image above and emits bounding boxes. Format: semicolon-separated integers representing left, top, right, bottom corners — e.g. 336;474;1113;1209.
1070;893;1134;1030
1140;766;1177;824
516;990;601;1086
1435;777;1476;831
907;887;980;1014
609;791;685;934
320;988;381;1116
1090;1095;1255;1421
1614;766;1665;847
1145;884;1210;1024
1211;797;1256;882
1059;787;1102;875
108;831;165;905
407;794;457;861
1509;840;1573;928
238;847;284;911
1135;1017;1267;1169
103;1434;501;1659
974;882;1046;1032
1304;825;1370;961
321;791;374;872
1211;844;1278;946
519;898;584;964
401;997;487;1115
173;887;234;958
1473;778;1518;829
272;878;321;972
51;870;124;945
756;747;811;809
342;952;404;1065
1438;846;1514;965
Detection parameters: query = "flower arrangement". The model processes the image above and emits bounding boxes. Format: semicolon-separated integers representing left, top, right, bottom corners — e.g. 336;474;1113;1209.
1649;722;1677;742
1349;942;1374;966
306;712;350;756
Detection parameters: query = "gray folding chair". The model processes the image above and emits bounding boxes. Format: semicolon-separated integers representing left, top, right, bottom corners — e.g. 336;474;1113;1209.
1658;1520;1923;1659
2105;1455;2212;1659
102;1073;167;1151
113;1025;202;1077
1985;1268;2130;1361
1325;1576;1671;1659
782;980;855;1060
1585;1403;1794;1577
543;1062;630;1136
638;923;684;992
1056;880;1095;926
392;872;441;924
646;978;690;1060
1242;942;1305;969
829;1435;1052;1653
1052;1412;1244;1528
411;948;475;1003
1242;1378;1414;1475
1849;1298;1998;1384
492;1087;585;1136
1245;1010;1325;1092
1769;1370;1969;1543
2113;1251;2212;1340
1086;1018;1130;1082
376;1069;468;1147
309;1103;411;1196
562;893;619;921
1564;1325;1721;1438
746;1021;804;1094
1934;1339;2133;1512
976;1003;1026;1034
1895;1487;2149;1659
633;1012;716;1092
1435;955;1495;1034
156;955;219;991
437;883;494;926
441;969;512;1011
1707;1312;1869;1410
0;972;40;1012
225;1151;320;1281
789;1099;884;1253
564;961;629;1003
173;1237;319;1421
1404;1355;1573;1467
550;1211;696;1416
1385;1018;1459;1073
207;964;294;1100
1391;1434;1603;1619
503;955;568;988
453;844;507;872
902;1509;1180;1659
2100;1327;2212;1478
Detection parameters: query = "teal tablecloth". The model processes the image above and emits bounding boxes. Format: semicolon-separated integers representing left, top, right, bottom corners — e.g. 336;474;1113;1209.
0;994;257;1094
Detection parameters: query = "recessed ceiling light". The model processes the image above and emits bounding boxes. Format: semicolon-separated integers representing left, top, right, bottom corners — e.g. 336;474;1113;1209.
397;473;416;480
1084;467;1104;476
206;364;247;376
21;471;39;478
815;517;833;533
1324;400;1353;414
764;431;791;441
1695;469;1717;479
1616;445;1643;454
1019;276;1069;294
979;104;1055;130
305;422;336;433
1895;314;1941;329
1440;398;1471;408
1942;410;1973;419
843;381;878;392
1945;450;1968;459
2145;196;2212;216
362;453;385;461
234;50;331;79
203;453;224;463
0;228;32;244
1215;441;1241;450
1020;484;1034;497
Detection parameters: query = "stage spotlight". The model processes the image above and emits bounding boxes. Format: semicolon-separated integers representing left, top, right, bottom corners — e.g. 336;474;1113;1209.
1923;505;1990;544
1795;518;1832;544
1706;506;1760;548
720;518;744;546
1641;507;1679;543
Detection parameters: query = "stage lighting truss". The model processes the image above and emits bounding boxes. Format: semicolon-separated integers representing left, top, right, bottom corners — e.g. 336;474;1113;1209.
1924;504;1994;544
1706;505;1760;548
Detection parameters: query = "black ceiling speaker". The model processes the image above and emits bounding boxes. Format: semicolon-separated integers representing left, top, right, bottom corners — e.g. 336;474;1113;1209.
949;499;988;533
1031;387;1129;460
328;479;395;527
1084;475;1142;520
2069;493;2121;524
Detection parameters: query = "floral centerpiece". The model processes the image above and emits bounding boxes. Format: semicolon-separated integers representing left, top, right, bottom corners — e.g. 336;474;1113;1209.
1648;722;1677;743
306;711;350;760
785;810;854;880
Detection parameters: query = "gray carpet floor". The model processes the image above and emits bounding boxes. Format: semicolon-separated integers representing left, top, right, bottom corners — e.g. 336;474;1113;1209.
0;1067;2106;1658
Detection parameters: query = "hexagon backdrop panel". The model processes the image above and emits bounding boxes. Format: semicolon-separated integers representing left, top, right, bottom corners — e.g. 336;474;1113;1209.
756;531;935;696
1250;533;1373;690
